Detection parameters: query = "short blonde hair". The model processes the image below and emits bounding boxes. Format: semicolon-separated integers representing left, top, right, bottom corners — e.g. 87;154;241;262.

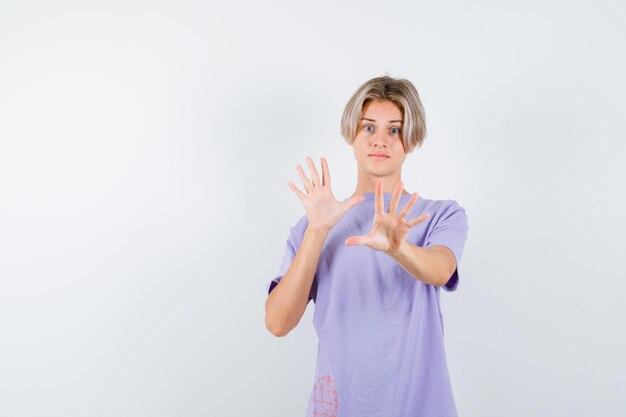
340;75;427;153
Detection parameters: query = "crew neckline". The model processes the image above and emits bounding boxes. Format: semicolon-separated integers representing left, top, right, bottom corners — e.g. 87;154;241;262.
345;192;417;201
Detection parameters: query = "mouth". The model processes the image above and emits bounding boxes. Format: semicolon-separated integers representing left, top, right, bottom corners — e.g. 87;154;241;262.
369;154;390;159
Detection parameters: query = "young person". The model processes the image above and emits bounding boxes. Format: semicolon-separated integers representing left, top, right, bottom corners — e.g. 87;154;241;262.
264;75;469;417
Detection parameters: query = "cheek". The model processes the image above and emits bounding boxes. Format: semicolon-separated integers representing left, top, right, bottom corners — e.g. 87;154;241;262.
353;138;366;154
396;140;406;154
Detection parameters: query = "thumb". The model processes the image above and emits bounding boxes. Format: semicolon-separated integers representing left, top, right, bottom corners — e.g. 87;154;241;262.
345;235;367;246
342;195;366;211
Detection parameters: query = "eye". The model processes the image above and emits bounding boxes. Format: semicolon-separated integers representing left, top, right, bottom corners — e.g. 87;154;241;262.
363;124;374;132
391;127;401;134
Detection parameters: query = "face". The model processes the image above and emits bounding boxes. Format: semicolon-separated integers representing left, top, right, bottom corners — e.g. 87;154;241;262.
352;99;407;179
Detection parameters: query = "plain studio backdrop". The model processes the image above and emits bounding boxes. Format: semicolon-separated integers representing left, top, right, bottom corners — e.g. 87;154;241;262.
1;0;624;416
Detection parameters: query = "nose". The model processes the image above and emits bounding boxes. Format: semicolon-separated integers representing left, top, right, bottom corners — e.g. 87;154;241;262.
371;130;392;148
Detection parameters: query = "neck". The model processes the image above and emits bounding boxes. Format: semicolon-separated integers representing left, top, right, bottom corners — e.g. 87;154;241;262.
351;176;409;198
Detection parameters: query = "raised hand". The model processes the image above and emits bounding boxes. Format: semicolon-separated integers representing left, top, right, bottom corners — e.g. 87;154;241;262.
288;156;366;232
344;179;430;253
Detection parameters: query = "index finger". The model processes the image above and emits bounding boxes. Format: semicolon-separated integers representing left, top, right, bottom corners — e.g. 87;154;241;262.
321;157;331;187
306;156;321;187
375;179;384;214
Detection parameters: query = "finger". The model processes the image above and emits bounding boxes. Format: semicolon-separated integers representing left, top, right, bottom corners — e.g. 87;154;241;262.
375;179;384;215
296;164;312;193
306;156;321;187
388;180;403;214
398;192;419;218
288;182;306;202
345;235;367;246
342;195;366;211
321;156;331;187
407;212;430;228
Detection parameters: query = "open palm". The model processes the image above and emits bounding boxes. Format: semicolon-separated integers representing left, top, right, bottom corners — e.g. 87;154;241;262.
288;156;366;232
344;179;430;253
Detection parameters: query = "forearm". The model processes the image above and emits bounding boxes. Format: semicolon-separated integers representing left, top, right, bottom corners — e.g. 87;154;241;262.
385;241;451;287
265;227;328;336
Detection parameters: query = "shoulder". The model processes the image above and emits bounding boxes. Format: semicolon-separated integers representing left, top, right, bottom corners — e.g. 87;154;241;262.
419;198;468;229
286;214;309;244
419;197;465;214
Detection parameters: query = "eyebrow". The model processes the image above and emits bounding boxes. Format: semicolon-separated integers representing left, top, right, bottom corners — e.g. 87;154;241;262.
361;117;403;123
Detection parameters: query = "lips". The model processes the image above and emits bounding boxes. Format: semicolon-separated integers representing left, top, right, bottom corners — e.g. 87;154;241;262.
369;153;390;158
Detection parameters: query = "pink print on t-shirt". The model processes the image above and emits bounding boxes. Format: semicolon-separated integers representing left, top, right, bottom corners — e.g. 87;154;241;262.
312;375;338;417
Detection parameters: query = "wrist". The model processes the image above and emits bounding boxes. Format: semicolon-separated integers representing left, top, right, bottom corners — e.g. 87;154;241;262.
385;240;408;258
305;226;331;237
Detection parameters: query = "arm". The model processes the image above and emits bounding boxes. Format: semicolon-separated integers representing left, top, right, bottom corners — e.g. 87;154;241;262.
344;179;457;288
385;243;457;287
265;156;364;337
265;227;328;337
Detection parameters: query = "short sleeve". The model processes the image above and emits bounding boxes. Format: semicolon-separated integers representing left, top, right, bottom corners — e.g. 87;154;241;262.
265;227;317;303
423;200;469;292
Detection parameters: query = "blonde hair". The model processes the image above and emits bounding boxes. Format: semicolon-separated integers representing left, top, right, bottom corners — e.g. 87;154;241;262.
340;75;427;153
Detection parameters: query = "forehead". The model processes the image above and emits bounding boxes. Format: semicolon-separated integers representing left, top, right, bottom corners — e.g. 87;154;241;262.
361;100;403;122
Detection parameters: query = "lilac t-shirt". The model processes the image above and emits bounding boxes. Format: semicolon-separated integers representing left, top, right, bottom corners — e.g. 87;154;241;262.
266;192;469;417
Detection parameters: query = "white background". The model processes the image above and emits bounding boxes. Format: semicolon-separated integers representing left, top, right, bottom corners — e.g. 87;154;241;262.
1;0;625;416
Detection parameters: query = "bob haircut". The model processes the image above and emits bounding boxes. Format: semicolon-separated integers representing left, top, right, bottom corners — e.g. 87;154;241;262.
340;75;427;153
